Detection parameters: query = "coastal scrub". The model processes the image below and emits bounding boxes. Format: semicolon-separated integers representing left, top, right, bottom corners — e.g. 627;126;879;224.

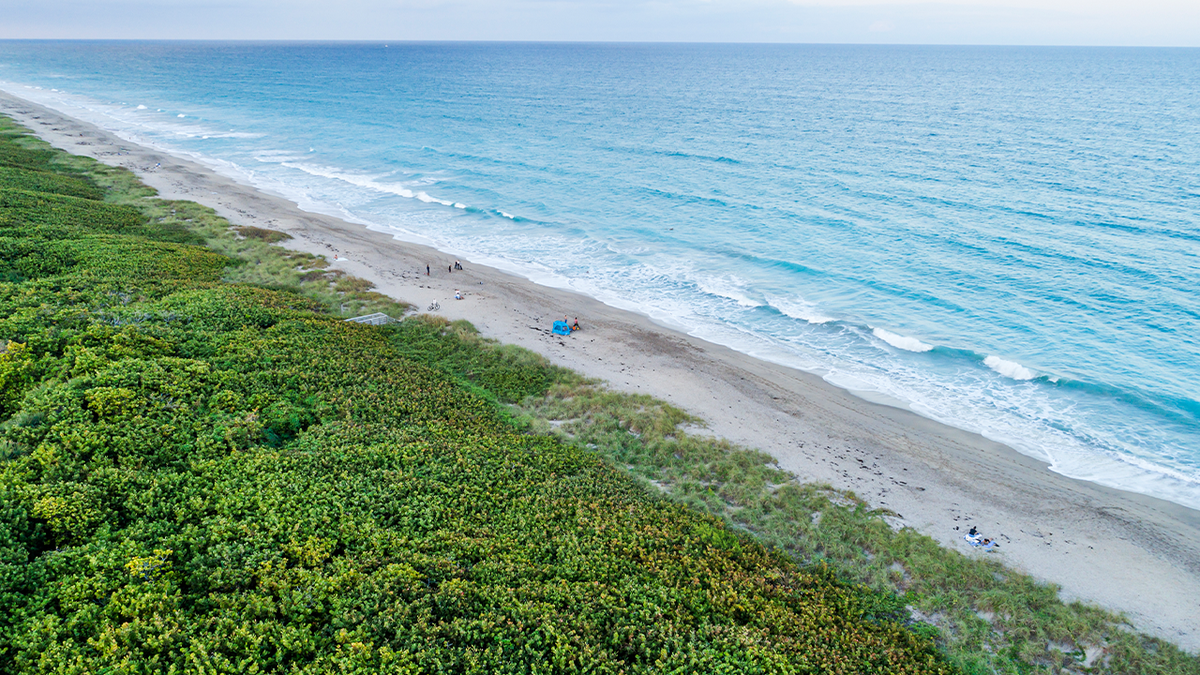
0;116;952;672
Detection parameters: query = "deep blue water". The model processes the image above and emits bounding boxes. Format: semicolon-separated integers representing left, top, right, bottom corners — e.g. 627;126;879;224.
2;41;1198;509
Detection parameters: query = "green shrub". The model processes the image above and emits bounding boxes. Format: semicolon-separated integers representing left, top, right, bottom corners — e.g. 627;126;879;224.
0;166;102;200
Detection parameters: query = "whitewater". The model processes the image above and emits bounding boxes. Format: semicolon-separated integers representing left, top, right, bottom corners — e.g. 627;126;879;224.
1;41;1197;510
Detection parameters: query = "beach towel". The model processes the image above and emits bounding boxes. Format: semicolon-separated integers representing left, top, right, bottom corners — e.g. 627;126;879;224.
552;320;572;336
964;534;997;551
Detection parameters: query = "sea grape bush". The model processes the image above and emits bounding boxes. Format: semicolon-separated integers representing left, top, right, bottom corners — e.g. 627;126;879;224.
0;166;102;201
0;117;953;673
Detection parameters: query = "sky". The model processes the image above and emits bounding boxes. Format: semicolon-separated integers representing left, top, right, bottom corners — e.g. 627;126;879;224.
1;0;1197;46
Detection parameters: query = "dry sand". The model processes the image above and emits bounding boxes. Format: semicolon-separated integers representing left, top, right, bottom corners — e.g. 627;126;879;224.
3;89;1197;652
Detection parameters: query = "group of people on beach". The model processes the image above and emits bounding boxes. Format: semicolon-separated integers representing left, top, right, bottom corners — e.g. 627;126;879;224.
964;526;999;551
426;260;464;275
416;260;475;304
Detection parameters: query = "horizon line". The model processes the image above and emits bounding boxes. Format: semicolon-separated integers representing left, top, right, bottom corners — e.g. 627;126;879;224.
1;38;1198;49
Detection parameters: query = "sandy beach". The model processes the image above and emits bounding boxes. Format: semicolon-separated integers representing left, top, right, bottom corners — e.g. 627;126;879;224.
3;88;1197;652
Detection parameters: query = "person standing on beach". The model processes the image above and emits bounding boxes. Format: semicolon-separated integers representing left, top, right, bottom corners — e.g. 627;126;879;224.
426;265;430;276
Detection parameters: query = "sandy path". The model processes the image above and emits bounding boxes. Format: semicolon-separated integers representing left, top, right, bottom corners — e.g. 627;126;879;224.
3;88;1197;651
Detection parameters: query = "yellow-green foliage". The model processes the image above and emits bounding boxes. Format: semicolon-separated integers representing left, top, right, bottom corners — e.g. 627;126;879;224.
0;118;953;672
125;549;174;581
0;166;103;200
0;341;36;414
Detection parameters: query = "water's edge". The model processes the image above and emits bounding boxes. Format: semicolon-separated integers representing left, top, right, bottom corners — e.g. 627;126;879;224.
2;44;1197;511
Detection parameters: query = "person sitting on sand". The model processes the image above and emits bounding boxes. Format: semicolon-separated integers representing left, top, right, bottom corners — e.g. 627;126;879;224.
454;290;462;300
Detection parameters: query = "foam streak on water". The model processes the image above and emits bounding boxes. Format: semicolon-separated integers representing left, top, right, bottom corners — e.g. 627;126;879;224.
2;42;1197;510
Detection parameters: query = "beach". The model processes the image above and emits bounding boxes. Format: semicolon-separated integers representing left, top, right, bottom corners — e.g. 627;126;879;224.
3;88;1197;652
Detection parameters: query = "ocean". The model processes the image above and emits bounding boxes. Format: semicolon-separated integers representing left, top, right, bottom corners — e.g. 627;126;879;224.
1;41;1197;510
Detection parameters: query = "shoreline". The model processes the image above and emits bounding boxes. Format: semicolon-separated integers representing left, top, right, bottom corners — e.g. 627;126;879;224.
3;89;1198;651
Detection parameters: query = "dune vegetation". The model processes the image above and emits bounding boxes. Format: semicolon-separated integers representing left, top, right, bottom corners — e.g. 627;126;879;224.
0;117;947;673
0;115;1196;674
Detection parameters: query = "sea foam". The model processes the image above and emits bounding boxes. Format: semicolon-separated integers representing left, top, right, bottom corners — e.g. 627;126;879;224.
984;355;1036;380
767;295;834;325
696;275;761;308
873;328;934;352
276;162;472;211
416;191;456;207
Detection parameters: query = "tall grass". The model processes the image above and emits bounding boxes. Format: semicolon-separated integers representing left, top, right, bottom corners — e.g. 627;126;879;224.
511;379;1199;675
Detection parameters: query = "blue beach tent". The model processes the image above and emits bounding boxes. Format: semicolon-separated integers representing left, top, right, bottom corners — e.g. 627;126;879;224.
552;320;572;336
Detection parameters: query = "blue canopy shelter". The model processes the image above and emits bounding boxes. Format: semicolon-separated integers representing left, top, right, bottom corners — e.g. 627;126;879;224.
551;320;572;336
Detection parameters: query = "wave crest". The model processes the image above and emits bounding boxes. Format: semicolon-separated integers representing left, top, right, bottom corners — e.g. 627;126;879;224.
873;328;934;352
984;355;1036;380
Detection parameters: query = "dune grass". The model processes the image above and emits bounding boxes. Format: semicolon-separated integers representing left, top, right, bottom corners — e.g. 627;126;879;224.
387;317;1199;675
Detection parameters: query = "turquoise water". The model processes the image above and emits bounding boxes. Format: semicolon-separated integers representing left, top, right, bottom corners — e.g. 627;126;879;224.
2;42;1198;509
